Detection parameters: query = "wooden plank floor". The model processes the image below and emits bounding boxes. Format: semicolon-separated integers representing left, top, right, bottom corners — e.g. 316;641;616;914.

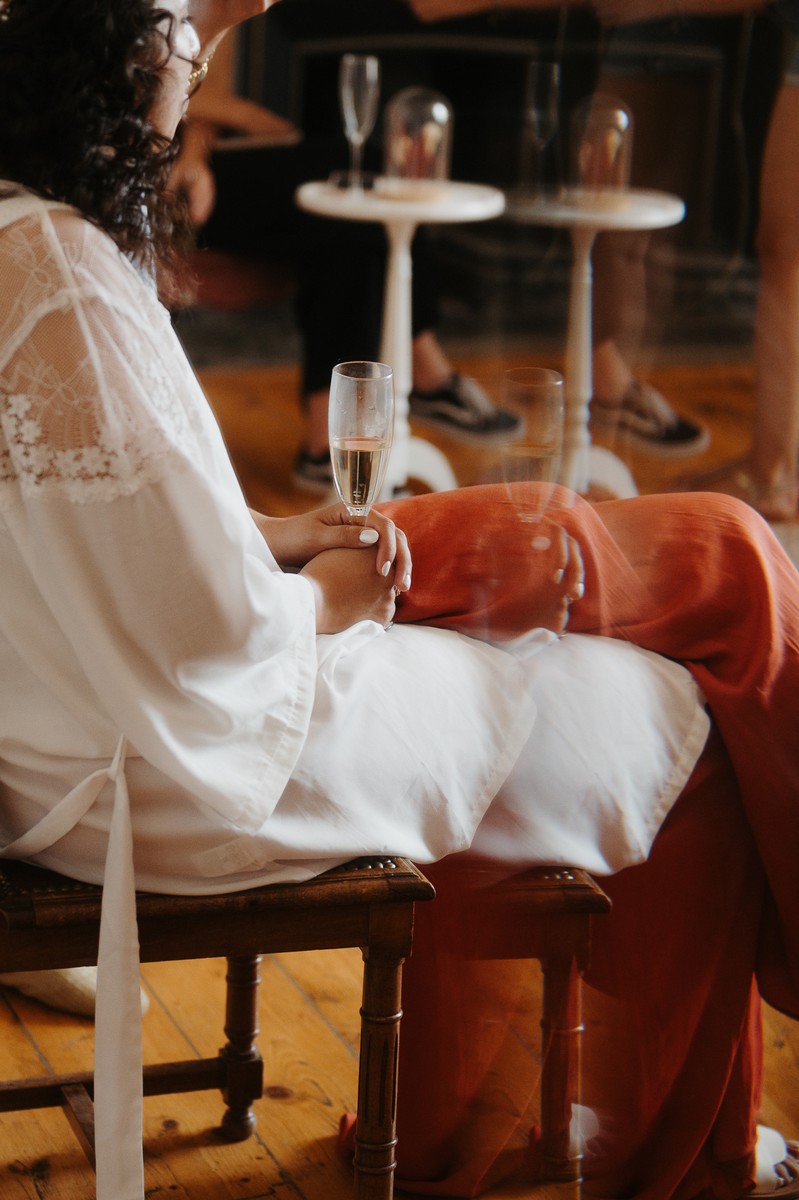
0;946;795;1199
199;353;764;513
0;352;795;1198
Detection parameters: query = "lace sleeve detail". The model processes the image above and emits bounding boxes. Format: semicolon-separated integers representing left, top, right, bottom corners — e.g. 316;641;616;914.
0;207;212;506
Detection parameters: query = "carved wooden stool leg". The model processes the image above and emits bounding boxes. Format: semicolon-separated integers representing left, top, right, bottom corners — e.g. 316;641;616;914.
539;953;584;1181
218;954;264;1142
353;924;406;1200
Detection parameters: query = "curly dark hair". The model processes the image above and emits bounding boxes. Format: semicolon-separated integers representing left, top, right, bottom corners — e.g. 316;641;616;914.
0;0;192;282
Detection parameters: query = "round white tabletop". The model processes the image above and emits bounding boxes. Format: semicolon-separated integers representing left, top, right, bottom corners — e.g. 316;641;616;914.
296;179;506;228
504;185;685;234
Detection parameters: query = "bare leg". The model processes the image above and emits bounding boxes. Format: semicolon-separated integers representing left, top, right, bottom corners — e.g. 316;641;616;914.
410;329;454;392
589;231;707;452
591;229;650;400
750;81;799;518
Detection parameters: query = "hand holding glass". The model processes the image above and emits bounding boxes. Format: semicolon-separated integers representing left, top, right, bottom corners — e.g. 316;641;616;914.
329;361;394;523
500;367;564;522
339;53;380;193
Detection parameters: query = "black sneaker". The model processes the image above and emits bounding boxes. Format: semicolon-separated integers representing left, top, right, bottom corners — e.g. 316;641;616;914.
293;448;334;494
590;380;710;457
409;373;522;443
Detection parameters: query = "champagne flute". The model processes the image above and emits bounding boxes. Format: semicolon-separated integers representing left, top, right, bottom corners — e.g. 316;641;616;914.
338;53;380;193
500;367;564;523
329;361;394;523
519;60;560;194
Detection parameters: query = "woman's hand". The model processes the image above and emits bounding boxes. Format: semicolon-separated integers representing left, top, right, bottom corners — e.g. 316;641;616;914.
252;503;413;592
377;488;586;640
189;0;270;57
300;548;400;634
526;525;585;637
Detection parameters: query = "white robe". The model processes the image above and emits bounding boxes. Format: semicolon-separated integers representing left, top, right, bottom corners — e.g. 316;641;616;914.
0;188;709;1199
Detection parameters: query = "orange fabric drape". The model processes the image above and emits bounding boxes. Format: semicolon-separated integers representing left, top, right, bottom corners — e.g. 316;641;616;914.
374;485;799;1200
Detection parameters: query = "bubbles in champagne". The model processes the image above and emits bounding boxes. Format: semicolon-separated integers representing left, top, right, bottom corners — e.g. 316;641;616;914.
331;436;388;515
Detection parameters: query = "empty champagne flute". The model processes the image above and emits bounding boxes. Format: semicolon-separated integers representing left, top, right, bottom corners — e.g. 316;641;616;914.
500;367;564;523
329;361;394;523
519;60;560;194
338;53;380;193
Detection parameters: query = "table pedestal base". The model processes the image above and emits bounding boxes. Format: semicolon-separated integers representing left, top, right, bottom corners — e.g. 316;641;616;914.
404;436;458;493
585;445;638;499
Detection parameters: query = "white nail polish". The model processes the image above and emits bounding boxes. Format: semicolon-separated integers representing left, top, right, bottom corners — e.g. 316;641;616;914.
574;581;585;600
381;560;392;577
359;528;379;544
553;568;564;584
403;573;412;590
531;535;551;551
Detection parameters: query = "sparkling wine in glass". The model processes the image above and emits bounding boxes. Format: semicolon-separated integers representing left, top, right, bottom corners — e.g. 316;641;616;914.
329;361;394;522
338;53;380;193
519;60;560;194
500;367;564;522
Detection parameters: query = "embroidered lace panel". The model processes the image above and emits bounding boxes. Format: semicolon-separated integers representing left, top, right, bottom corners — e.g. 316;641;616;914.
0;198;209;507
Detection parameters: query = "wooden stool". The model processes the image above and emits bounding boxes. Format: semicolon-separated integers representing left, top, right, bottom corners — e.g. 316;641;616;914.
0;855;434;1200
441;861;612;1182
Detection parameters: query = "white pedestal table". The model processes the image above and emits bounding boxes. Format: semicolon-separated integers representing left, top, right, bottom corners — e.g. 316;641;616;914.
295;180;506;496
505;186;685;498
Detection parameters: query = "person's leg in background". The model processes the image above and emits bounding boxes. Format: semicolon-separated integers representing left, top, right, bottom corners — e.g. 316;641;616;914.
590;228;710;456
744;73;799;518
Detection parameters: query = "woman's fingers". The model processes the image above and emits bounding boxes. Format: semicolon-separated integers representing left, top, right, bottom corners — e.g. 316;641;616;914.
357;510;412;589
542;528;585;635
563;534;585;605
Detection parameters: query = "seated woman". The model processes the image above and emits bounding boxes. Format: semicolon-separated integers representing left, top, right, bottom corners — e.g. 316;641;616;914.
0;2;796;1200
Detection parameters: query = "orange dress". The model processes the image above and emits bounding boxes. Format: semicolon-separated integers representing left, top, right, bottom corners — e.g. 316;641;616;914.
378;485;799;1200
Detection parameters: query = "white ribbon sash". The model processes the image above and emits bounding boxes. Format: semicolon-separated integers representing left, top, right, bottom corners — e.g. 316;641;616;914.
1;736;145;1200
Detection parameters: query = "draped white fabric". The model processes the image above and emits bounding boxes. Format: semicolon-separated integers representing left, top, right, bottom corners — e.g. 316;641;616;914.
0;190;536;887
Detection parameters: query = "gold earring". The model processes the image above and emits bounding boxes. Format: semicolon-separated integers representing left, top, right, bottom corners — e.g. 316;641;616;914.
186;50;215;98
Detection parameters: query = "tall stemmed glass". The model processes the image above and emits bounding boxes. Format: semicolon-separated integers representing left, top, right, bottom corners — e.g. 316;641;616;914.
338;53;381;194
329;361;394;524
519;60;560;194
500;367;564;523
